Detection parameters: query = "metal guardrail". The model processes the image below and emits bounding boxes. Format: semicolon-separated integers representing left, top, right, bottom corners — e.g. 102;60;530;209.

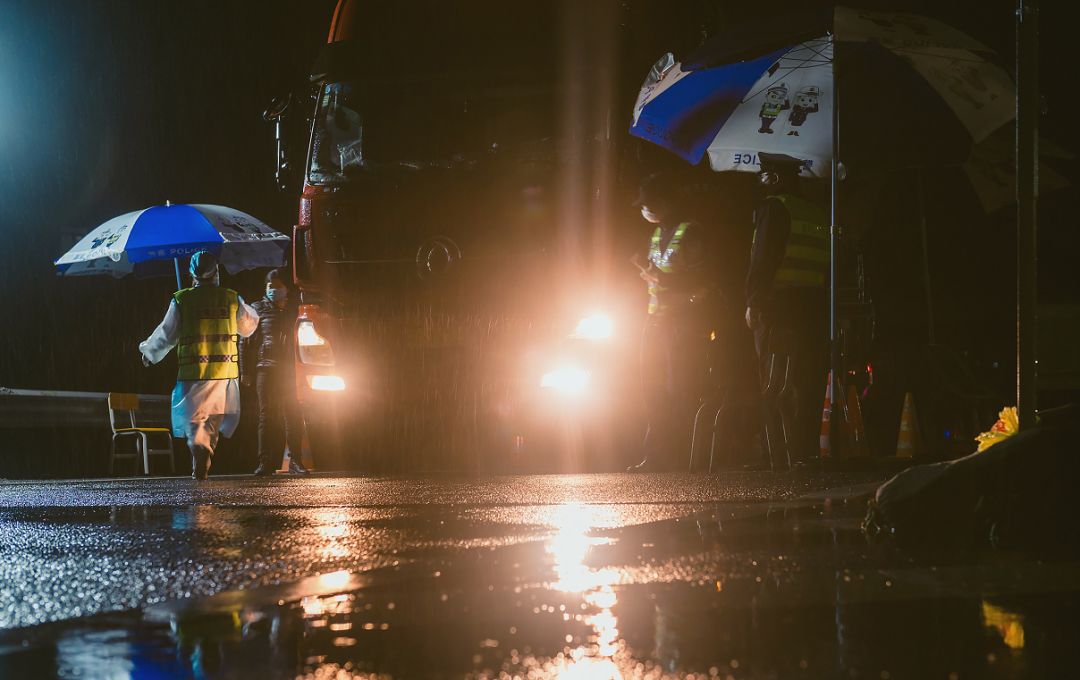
0;387;170;429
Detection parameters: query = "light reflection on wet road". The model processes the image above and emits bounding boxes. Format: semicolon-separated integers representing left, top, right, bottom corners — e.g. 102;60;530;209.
2;472;1080;678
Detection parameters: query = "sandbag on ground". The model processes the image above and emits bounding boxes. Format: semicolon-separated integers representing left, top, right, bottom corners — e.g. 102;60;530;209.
864;405;1080;551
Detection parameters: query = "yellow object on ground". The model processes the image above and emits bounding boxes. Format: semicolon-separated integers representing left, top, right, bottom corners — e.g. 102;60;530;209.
975;407;1019;452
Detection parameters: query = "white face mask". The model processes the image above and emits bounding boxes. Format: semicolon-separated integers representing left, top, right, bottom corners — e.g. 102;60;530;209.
641;206;662;224
266;285;287;303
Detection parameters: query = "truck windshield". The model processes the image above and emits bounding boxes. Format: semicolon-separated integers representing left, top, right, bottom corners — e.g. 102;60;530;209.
309;74;556;184
307;2;557;185
309;82;364;184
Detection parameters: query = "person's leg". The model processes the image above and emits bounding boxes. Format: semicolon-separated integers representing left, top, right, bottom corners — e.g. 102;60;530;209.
752;312;783;468
668;325;707;470
639;320;663;451
205;414;223;472
632;319;667;469
281;372;308;473
255;369;284;473
186;418;213;480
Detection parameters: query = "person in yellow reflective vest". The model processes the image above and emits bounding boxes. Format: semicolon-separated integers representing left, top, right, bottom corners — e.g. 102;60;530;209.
744;153;828;469
140;251;259;479
628;172;710;472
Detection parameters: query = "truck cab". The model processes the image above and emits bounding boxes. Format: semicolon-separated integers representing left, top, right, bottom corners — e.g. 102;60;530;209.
277;0;686;472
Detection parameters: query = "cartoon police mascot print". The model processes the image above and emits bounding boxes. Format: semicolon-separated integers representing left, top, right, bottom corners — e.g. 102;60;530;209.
787;85;820;135
758;83;790;134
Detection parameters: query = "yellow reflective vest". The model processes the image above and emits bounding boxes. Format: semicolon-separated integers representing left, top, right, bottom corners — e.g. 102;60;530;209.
173;286;240;381
647;222;690;315
759;194;828;288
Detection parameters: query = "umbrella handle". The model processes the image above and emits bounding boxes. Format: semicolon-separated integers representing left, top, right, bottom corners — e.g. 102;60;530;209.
174;258;183;291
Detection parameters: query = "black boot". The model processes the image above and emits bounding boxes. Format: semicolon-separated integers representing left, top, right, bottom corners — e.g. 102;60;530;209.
191;447;212;480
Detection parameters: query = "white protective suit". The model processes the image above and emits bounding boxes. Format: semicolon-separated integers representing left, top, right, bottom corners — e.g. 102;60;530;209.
139;285;259;450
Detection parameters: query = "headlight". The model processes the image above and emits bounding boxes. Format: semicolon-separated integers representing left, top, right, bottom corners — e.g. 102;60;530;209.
307;374;346;391
297;320;335;366
540;365;590;395
571;313;614;341
297;320;326;346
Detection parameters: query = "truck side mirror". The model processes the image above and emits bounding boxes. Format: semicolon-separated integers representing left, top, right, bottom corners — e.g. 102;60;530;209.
263;94;293;192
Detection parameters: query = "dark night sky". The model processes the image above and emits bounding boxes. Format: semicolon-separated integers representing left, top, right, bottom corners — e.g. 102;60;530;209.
0;1;338;393
0;1;1075;395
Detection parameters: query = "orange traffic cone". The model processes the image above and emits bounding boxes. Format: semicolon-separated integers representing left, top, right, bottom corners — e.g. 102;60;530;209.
844;384;869;457
819;371;833;458
896;392;923;458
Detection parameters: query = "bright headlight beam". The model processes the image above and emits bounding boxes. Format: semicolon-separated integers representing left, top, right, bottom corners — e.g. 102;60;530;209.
572;314;614;341
308;375;346;391
297;320;327;347
540;366;590;395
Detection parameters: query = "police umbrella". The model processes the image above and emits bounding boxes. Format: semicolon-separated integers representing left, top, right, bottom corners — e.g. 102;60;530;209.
55;202;290;289
628;6;1015;408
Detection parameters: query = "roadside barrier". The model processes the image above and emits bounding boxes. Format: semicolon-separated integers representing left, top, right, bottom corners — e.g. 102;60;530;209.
0;387;170;479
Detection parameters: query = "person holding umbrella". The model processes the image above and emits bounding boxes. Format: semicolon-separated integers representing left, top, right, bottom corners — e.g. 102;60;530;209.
140;251;260;480
244;269;309;476
744;153;828;469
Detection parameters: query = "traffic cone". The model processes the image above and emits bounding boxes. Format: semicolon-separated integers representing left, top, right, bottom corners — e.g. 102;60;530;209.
896;392;923;458
845;384;869;457
819;371;833;458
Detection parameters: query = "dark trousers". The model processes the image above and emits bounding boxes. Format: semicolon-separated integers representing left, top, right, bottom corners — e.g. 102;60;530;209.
640;317;708;468
256;367;304;469
752;291;828;465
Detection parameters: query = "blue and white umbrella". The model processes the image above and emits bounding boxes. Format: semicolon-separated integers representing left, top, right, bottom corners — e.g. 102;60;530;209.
55;203;290;287
629;6;1017;407
630;6;1015;178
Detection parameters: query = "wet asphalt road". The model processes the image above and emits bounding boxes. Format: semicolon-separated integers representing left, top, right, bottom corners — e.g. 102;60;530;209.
2;471;1080;679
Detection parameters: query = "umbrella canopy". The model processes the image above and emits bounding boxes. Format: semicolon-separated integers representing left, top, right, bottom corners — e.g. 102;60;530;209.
630;6;1015;178
628;6;1021;421
55;203;289;281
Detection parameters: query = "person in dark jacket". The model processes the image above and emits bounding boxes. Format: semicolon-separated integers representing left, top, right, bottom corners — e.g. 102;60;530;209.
244;269;309;476
745;153;828;469
627;172;711;472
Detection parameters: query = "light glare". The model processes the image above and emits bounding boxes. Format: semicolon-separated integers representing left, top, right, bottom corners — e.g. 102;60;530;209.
308;375;346;391
297;320;327;346
540;366;590;395
572;313;614;341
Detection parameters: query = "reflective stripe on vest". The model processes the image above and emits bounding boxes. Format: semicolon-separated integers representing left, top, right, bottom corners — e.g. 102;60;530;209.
173;286;240;381
647;222;690;314
758;194;828;288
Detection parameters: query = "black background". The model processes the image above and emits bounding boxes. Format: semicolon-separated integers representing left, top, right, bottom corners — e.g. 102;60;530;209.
0;0;1074;399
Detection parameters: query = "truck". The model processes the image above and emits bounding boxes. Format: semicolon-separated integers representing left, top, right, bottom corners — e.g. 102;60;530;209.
265;0;719;473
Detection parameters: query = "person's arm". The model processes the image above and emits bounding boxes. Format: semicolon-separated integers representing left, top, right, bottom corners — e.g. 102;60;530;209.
140;300;181;366
238;302;260;384
745;199;790;313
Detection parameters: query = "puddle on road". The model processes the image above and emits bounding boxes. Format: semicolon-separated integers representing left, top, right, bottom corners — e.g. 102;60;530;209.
3;499;1080;679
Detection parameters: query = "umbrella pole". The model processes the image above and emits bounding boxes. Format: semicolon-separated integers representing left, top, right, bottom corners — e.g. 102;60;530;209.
1016;0;1039;429
174;258;183;291
829;41;841;425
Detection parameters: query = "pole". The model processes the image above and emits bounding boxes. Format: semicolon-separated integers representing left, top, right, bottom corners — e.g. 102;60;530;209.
916;173;936;345
829;35;841;417
1016;0;1039;429
174;257;183;291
